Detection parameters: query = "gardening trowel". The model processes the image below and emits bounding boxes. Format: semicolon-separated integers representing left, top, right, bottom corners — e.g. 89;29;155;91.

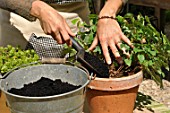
70;37;109;78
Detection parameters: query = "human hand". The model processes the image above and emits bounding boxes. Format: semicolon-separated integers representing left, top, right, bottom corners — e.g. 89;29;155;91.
30;1;75;46
89;17;133;65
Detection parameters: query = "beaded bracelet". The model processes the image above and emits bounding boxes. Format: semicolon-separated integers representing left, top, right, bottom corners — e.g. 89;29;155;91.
98;16;117;21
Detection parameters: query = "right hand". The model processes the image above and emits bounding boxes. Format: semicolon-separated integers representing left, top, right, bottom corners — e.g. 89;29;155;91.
30;1;75;46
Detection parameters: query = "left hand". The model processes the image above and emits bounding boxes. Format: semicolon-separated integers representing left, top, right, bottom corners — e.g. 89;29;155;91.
89;18;133;65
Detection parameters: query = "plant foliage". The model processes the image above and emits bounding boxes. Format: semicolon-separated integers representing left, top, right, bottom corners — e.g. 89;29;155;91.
65;13;170;87
0;45;39;74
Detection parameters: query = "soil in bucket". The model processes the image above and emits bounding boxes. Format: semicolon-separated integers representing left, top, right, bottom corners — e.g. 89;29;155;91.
8;77;82;97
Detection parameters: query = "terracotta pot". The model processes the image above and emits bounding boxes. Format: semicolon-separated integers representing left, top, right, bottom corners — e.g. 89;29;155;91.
85;70;143;113
0;91;10;113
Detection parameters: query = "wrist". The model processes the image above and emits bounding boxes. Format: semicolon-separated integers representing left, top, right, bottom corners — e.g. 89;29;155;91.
99;5;116;18
98;16;117;21
30;0;46;18
99;9;117;19
99;0;122;17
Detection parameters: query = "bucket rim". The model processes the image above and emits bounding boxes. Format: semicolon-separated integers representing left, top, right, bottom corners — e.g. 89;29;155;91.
0;64;90;99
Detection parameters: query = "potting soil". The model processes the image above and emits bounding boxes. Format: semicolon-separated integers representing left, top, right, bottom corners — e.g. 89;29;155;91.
8;77;81;97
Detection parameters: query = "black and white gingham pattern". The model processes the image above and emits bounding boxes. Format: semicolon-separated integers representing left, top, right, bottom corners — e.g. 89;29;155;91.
44;0;86;4
28;33;65;58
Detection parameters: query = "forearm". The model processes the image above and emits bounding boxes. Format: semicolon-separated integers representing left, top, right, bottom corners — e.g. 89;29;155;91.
0;0;38;21
30;1;57;20
99;0;127;17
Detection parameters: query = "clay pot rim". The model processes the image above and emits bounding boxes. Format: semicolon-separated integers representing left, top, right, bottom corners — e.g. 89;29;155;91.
87;70;143;91
92;70;142;81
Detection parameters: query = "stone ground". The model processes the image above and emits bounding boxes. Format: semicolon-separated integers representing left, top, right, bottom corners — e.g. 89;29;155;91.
134;79;170;113
134;22;170;113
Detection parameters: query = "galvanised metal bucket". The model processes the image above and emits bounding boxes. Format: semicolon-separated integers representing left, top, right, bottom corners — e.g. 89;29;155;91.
0;64;90;113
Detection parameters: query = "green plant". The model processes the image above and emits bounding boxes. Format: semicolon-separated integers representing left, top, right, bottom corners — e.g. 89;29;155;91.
117;13;170;86
0;45;39;74
64;13;170;87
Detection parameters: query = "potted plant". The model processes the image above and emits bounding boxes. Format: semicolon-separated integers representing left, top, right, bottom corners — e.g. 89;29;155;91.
64;13;170;113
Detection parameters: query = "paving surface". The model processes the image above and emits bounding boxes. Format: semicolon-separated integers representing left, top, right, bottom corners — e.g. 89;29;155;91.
134;79;170;113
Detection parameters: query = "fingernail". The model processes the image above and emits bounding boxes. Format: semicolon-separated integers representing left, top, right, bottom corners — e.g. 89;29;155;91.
107;60;112;65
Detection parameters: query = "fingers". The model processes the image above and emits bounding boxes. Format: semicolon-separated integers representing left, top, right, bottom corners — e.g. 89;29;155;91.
51;32;62;44
120;32;134;48
89;19;133;65
97;34;132;65
88;36;98;51
101;42;112;65
39;10;75;46
60;30;71;45
57;21;75;46
42;22;64;44
116;41;130;58
109;42;123;64
116;32;133;58
64;21;76;37
64;21;76;46
51;21;75;46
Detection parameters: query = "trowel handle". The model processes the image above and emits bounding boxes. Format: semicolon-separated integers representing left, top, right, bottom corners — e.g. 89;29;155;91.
70;37;84;52
41;58;66;64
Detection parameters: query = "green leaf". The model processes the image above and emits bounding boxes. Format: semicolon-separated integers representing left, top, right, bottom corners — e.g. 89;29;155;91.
148;60;153;66
93;46;102;54
137;54;145;63
149;50;157;56
71;18;80;25
116;15;124;23
133;48;144;53
124;58;132;66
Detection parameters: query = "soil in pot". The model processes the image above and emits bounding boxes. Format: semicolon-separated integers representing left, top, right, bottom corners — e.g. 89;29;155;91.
8;77;81;97
84;52;141;78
